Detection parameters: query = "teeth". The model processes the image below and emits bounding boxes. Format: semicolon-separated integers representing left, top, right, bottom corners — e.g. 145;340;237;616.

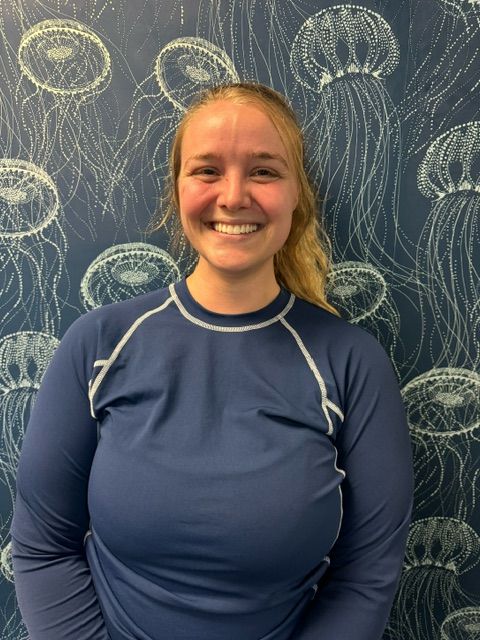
211;222;259;235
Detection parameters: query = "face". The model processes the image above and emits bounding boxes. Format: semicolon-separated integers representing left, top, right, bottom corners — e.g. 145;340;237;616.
177;100;299;283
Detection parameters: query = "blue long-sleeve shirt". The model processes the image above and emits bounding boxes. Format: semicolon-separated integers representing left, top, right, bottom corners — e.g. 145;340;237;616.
11;277;413;639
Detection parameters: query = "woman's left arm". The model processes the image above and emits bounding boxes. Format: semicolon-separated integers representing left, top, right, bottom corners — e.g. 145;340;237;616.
293;335;414;640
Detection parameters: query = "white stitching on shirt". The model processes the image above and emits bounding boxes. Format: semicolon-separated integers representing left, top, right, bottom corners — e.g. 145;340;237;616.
88;296;175;419
326;398;345;422
279;317;344;436
169;283;295;332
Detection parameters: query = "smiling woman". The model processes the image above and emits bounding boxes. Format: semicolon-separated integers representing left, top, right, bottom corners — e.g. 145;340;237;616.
11;82;413;640
156;82;338;315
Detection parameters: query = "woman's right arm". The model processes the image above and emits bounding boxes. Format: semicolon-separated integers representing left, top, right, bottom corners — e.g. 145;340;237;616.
10;317;110;639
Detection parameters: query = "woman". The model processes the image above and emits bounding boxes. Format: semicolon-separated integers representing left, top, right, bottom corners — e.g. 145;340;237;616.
11;83;413;640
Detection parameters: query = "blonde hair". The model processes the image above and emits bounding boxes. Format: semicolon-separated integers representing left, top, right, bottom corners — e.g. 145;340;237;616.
147;82;338;315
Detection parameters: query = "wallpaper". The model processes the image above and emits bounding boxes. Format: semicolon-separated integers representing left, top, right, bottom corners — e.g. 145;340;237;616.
0;1;479;638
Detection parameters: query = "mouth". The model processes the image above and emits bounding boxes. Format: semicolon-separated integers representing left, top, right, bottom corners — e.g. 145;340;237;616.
205;222;262;235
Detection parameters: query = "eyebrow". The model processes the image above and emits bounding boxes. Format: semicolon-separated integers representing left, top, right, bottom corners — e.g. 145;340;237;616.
184;152;289;169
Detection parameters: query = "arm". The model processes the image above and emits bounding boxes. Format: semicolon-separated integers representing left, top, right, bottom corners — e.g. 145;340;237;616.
293;336;413;640
10;316;110;639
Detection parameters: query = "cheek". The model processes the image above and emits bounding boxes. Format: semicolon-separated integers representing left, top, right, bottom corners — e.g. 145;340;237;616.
178;181;213;219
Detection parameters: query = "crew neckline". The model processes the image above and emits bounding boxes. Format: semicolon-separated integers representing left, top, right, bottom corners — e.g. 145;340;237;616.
169;277;295;330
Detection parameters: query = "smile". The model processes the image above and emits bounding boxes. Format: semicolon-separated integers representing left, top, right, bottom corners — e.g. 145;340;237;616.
208;222;260;235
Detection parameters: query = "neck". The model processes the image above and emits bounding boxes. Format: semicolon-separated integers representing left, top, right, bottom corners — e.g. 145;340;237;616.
185;264;281;314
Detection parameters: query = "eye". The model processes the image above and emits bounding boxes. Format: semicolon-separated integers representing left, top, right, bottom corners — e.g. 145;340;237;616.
187;166;219;180
251;168;279;180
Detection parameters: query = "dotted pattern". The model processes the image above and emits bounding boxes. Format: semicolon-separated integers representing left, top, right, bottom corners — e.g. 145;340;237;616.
155;37;239;111
0;160;59;238
290;5;400;92
18;19;111;96
80;242;181;309
0;332;60;581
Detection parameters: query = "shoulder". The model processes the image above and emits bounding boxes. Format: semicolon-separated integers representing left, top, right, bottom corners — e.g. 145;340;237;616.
57;285;175;377
66;284;174;340
287;295;398;403
288;295;386;360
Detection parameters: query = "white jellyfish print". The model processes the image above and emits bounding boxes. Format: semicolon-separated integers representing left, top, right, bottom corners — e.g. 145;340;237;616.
416;121;480;370
79;243;180;310
402;368;480;521
0;332;60;550
398;0;480;157
155;37;240;112
0;542;12;583
290;5;409;280
325;261;407;377
384;517;480;640
18;19;111;97
15;18;123;239
0;601;28;640
440;607;480;639
0;331;60;639
0;159;67;334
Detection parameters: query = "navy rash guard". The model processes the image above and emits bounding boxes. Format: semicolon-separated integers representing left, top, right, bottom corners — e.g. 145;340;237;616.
11;277;413;640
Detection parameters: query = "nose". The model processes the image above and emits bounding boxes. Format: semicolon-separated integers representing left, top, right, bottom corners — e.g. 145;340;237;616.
216;173;251;211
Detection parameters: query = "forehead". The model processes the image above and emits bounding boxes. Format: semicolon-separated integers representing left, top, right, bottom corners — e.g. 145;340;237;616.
180;100;290;160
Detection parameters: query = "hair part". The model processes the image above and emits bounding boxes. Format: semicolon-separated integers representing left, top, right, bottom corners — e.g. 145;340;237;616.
147;82;338;315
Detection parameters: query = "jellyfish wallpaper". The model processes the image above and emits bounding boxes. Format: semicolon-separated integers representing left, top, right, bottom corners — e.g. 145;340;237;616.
0;0;478;638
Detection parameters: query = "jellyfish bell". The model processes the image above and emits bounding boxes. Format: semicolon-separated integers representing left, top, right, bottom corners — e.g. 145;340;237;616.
290;4;400;92
0;542;13;583
18;19;111;97
405;517;480;575
440;607;480;640
80;243;181;310
0;332;60;466
402;368;480;437
0;332;60;393
0;160;59;239
326;261;386;322
155;37;239;111
418;121;480;201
